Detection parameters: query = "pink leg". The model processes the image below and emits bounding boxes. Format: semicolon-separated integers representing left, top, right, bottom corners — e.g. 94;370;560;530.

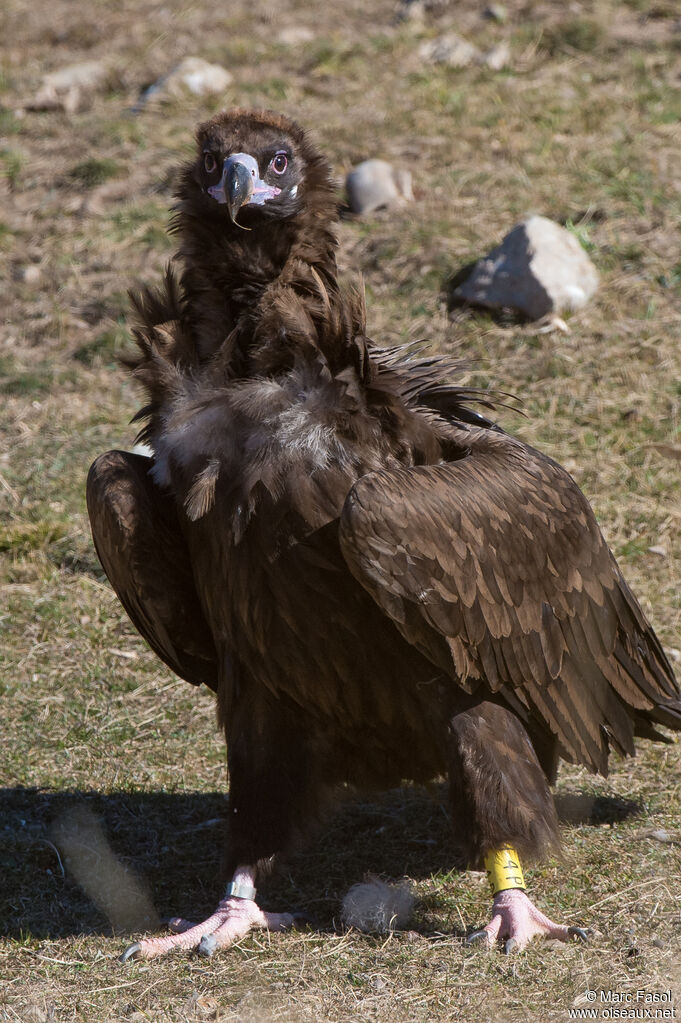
120;865;302;961
468;889;588;954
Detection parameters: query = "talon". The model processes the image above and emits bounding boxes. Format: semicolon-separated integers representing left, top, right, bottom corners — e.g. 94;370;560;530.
473;889;585;953
467;929;491;946
198;934;217;957
120;942;142;963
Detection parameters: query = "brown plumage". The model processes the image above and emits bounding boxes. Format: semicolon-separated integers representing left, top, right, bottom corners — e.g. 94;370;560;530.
86;109;680;959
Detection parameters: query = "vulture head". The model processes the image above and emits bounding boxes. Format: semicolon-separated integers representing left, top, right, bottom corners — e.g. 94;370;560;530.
182;108;336;231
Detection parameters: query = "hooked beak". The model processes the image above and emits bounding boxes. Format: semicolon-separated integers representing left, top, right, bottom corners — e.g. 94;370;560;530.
207;152;282;227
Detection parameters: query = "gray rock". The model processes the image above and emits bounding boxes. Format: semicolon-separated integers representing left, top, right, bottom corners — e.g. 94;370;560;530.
346;159;414;215
455;215;599;320
419;33;481;67
647;828;673;843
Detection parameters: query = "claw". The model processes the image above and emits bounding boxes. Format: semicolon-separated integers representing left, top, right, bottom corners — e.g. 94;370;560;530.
466;929;491;946
198;934;217;957
120;942;142;963
467;890;587;953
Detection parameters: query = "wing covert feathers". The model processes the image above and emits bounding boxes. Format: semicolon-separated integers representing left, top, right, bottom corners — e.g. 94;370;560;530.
87;450;218;690
339;431;680;774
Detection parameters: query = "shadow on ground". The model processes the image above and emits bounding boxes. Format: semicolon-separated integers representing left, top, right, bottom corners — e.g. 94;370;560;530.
0;785;641;940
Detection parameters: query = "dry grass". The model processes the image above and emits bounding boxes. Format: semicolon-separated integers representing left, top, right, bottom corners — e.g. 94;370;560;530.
1;0;680;1019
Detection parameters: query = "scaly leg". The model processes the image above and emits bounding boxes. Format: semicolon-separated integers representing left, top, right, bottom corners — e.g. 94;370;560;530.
122;698;327;962
448;703;588;952
468;887;588;954
121;865;302;961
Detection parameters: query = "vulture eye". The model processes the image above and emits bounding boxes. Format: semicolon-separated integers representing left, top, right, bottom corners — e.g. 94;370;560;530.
270;152;288;175
203;152;217;174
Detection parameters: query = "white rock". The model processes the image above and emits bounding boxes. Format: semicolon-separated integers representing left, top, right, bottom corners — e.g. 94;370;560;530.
455;215;599;320
169;57;232;97
484;4;508;22
483;41;512;70
278;26;315;45
147;58;233;103
27;60;110;113
419;33;481;68
20;265;42;285
341;879;414;934
346;159;414;215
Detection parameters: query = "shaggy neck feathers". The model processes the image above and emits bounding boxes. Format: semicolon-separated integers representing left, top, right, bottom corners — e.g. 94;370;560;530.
172;142;342;373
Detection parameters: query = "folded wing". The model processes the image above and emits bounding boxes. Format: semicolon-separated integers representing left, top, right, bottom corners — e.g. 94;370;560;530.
87;450;218;691
339;429;680;774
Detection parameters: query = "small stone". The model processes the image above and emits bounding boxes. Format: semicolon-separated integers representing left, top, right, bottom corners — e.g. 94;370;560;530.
141;58;232;106
647;545;667;558
346;159;413;215
166;57;232;97
278;26;315;45
483;41;512;70
454;215;599;320
20;265;42;285
648;829;673;842
484;4;508;22
419;33;481;68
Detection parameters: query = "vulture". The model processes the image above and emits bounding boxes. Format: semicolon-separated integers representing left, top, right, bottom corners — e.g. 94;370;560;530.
86;109;681;961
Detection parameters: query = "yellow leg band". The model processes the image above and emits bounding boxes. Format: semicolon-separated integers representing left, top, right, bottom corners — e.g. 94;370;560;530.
484;846;527;895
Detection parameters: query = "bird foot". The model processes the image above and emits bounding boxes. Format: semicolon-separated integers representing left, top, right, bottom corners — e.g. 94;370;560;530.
467;888;588;954
120;896;301;961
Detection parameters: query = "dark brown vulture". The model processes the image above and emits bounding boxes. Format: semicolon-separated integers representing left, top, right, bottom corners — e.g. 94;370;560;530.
86;109;681;960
